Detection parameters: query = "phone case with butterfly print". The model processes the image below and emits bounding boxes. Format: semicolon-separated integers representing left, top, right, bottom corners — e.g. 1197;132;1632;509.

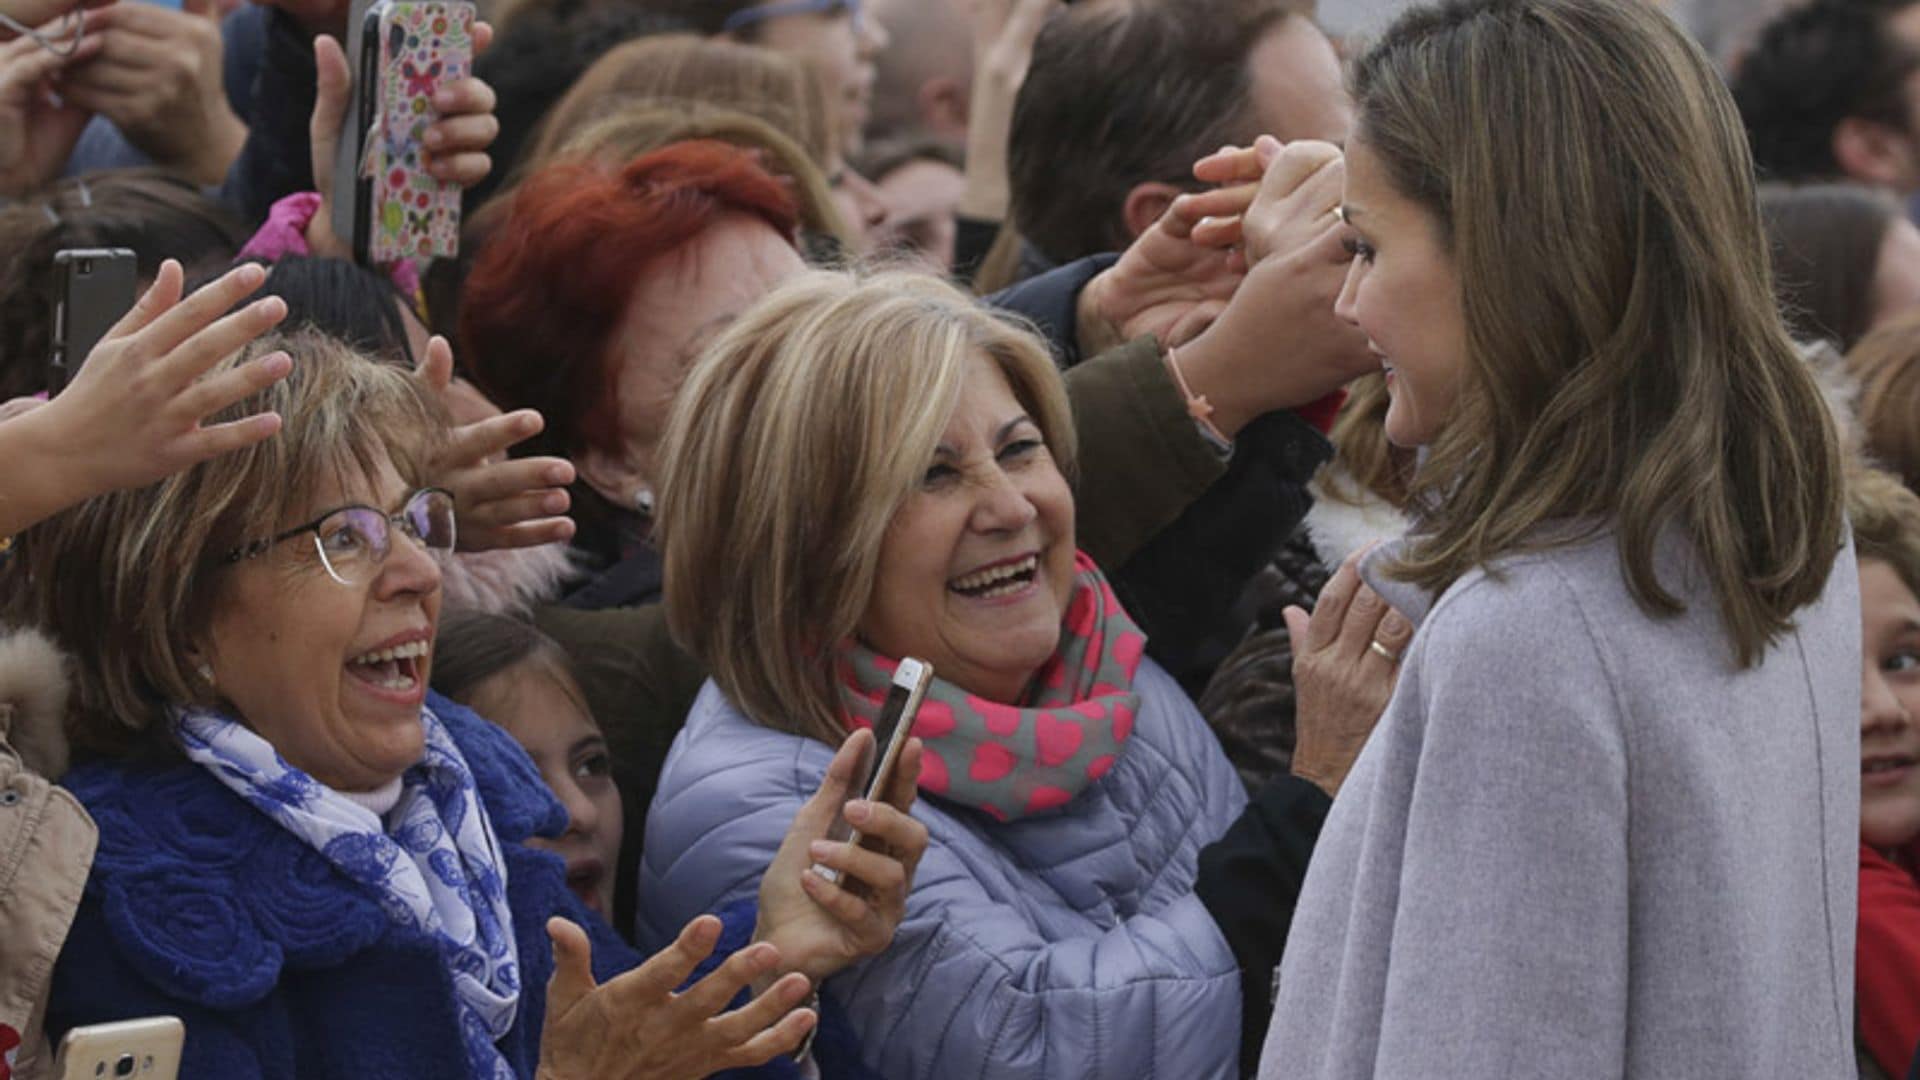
361;0;472;264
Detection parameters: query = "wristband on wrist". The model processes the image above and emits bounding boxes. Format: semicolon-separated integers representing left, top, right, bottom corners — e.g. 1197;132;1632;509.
1164;345;1232;447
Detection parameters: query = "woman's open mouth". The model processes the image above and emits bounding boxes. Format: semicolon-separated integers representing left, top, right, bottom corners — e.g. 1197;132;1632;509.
949;553;1040;600
346;639;429;695
566;859;605;916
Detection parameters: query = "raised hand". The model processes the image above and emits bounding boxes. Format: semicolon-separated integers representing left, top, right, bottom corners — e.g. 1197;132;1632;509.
307;24;498;260
957;0;1060;223
1186;136;1345;268
1076;188;1251;356
0;260;292;535
1284;548;1414;797
411;335;576;552
0;19;100;197
60;0;245;184
535;915;816;1080
753;728;930;985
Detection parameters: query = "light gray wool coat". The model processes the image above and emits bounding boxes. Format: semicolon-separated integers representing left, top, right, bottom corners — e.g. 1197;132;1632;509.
1259;528;1861;1079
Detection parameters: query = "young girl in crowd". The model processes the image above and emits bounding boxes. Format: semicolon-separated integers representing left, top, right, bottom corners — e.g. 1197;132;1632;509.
1260;1;1857;1076
432;610;624;922
1850;467;1920;1078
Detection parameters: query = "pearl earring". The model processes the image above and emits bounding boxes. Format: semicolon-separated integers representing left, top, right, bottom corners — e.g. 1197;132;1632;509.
196;663;215;687
634;487;655;517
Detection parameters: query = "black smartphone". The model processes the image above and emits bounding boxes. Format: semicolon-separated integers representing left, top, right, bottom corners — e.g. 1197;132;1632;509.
47;248;136;394
813;656;932;882
330;0;384;261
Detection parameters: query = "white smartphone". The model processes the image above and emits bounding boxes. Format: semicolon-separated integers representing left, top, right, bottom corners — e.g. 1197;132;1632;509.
813;657;931;883
53;1017;184;1080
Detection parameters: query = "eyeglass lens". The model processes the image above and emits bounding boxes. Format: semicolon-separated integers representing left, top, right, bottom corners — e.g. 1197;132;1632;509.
309;491;456;585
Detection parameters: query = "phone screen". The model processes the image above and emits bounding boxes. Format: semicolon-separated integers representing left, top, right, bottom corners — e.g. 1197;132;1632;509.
858;680;915;795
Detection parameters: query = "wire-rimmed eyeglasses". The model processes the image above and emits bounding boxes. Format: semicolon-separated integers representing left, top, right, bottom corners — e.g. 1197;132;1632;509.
222;488;456;586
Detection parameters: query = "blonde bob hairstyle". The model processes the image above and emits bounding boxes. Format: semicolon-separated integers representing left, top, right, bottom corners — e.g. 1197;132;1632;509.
18;328;446;760
654;270;1074;743
1355;0;1846;668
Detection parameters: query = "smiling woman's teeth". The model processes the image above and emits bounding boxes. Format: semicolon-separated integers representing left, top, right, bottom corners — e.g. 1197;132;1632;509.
950;554;1039;598
347;640;429;691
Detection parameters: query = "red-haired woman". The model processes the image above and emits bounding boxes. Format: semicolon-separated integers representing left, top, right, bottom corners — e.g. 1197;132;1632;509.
462;140;805;610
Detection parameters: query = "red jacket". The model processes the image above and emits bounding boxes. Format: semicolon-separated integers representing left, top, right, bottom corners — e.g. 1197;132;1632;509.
1860;842;1920;1075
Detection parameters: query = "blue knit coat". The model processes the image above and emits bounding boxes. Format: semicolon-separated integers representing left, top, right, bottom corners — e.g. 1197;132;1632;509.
49;694;870;1079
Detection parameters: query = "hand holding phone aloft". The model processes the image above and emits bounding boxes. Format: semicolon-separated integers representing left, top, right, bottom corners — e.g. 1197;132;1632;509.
307;19;499;264
0;260;291;538
750;725;931;986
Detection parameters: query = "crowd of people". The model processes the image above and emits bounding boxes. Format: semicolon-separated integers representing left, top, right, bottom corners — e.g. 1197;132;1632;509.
0;0;1915;1076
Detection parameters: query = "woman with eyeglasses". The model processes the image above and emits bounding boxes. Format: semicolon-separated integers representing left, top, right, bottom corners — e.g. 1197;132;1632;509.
22;327;925;1080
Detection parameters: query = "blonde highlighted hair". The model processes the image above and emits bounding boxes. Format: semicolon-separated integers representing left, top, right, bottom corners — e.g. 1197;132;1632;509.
654;270;1072;742
18;328;446;759
1355;0;1845;667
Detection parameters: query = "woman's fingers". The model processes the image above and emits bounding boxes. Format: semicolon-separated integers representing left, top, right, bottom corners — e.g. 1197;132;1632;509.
171;349;292;424
1192;143;1266;185
543;917;598;1017
877;737;922;815
459;486;571;529
706;971;813;1046
151;296;288;391
1337;584;1392;662
474;518;576;550
452;457;572;509
1373;607;1415;664
674;940;780;1017
789;728;872;842
180;410;284;461
1303;551;1364;653
810;830;907;897
425;111;498;157
100;259;185;344
135;261;271;363
799;866;879;929
717;995;817;1071
848;796;927;871
613;914;723;1002
412;332;454;392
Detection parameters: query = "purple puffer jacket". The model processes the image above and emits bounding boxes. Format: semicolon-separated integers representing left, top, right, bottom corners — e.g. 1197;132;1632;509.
637;658;1247;1080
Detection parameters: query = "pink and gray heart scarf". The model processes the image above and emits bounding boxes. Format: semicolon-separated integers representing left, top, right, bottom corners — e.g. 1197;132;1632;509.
839;551;1147;821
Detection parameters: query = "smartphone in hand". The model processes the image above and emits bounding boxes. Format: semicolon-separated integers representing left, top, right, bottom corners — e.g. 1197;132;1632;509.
54;1016;184;1080
332;0;474;264
47;248;136;395
813;657;932;883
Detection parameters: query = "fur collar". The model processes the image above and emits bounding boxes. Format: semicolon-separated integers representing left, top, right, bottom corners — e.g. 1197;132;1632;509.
1303;466;1414;573
0;628;72;779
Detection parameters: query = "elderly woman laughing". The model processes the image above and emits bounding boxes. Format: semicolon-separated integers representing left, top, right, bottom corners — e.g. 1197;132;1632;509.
24;328;926;1079
640;271;1247;1079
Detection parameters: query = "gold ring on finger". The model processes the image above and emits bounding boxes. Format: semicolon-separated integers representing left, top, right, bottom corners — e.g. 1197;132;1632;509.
1369;639;1401;664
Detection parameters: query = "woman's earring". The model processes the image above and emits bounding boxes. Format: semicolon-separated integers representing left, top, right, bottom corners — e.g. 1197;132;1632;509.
196;663;215;688
634;487;655;518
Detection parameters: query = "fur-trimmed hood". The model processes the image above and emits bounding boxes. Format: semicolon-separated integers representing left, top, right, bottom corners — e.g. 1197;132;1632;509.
1303;464;1414;573
0;628;72;780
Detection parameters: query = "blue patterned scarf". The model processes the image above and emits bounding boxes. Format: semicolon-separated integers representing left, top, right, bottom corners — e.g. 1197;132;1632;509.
174;704;520;1079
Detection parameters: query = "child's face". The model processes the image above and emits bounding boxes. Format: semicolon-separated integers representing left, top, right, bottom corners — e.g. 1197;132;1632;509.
469;663;623;920
1860;558;1920;851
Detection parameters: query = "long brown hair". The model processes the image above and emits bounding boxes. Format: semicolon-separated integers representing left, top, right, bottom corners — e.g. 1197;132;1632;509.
1356;0;1846;668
